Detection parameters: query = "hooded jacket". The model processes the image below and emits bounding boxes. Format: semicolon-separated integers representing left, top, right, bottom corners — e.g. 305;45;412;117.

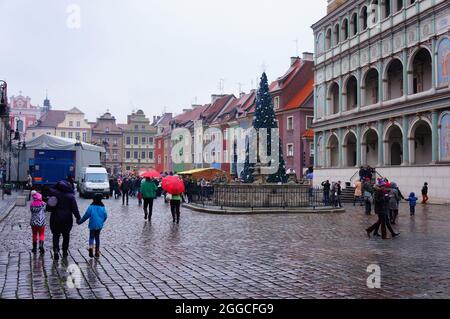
30;193;46;227
79;204;108;230
49;180;81;233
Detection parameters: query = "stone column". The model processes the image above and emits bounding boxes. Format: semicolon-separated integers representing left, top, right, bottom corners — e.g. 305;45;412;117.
378;61;384;102
339;77;343;115
314;132;318;168
356;69;361;112
377;120;384;167
402;115;409;165
338;128;343;168
356;125;362;167
313;86;318;121
432;111;439;163
402;50;408;97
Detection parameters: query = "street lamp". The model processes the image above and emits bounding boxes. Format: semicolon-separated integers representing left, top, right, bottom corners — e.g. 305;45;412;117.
8;129;19;183
16;139;26;187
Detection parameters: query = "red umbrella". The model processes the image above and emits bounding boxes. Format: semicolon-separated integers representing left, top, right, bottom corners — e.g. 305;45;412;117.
140;169;162;179
162;176;185;195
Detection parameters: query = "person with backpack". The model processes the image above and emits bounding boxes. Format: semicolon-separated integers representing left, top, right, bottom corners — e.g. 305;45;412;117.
120;177;131;206
78;194;108;258
321;180;331;206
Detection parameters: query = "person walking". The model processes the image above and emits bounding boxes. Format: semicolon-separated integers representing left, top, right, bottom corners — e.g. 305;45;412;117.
366;185;399;239
30;192;46;255
77;194;108;258
406;192;418;217
389;183;400;225
48;181;81;260
170;193;182;224
421;182;429;204
321;180;331;206
141;177;158;221
121;177;130;206
353;180;363;206
362;178;373;215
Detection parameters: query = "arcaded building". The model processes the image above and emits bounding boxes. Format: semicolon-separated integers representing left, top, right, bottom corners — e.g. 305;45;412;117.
312;0;450;202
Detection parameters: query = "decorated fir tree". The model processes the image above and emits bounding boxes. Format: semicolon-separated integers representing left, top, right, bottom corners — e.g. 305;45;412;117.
240;139;255;183
251;72;288;184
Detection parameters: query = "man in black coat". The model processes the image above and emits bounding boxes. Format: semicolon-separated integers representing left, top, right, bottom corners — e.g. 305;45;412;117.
321;180;331;206
49;180;81;260
121;177;130;205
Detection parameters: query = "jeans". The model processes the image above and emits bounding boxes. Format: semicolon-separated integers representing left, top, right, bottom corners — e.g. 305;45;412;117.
170;200;181;222
410;206;416;215
143;198;154;218
53;231;70;253
122;191;129;205
323;191;330;205
89;229;101;248
364;199;372;214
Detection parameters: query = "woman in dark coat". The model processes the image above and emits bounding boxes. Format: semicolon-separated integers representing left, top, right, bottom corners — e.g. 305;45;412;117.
49;180;81;260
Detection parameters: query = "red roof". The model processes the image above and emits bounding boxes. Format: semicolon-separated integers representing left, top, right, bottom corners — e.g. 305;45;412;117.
303;129;314;139
283;78;314;110
31;110;67;128
173;104;209;127
269;58;302;92
201;95;235;124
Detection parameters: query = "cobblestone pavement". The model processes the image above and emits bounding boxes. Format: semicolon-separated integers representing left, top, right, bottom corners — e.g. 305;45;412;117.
0;195;449;299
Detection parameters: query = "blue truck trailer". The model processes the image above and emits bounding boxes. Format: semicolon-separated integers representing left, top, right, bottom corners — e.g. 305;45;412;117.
30;150;76;185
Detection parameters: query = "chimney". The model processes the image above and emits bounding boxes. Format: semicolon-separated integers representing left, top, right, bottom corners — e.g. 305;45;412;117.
182;109;191;113
191;104;202;109
290;56;299;66
239;92;246;98
211;94;225;103
302;52;314;62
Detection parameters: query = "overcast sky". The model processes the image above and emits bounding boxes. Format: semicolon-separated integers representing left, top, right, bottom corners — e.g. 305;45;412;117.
0;0;326;123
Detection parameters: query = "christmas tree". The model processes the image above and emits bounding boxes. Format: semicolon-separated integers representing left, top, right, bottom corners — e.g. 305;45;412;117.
252;72;288;184
240;139;255;183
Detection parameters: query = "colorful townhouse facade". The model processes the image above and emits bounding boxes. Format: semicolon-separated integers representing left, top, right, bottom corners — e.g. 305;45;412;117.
271;54;315;177
154;113;173;173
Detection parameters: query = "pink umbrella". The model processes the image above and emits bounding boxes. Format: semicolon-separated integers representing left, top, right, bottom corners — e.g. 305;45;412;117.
162;176;185;195
140;169;162;179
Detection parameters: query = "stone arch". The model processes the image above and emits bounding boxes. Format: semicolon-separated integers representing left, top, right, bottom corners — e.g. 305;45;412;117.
384;122;404;166
360;6;368;31
316;32;324;55
327;81;340;115
408;118;432;165
350;12;358;36
362;127;379;167
327;133;340;168
325;28;332;50
342;74;358;111
407;46;433;94
341;18;349;41
333;23;340;46
361;67;380;106
383;57;404;101
343;130;357;167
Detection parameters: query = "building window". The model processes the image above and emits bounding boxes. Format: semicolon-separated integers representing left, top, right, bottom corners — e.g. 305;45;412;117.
113;152;118;161
105;127;110;133
135;125;139;130
68;132;73;139
126;166;130;171
134;137;139;145
158;155;161;164
273;96;280;109
287;144;294;157
61;132;66;138
149;151;154;160
126;151;131;159
76;121;80;127
76;132;81;140
142;137;146;144
306;116;314;129
82;132;87;142
158;141;161;149
141;151;146;159
134;151;138;159
126;136;131;145
113;139;118;146
310;142;315;156
69;121;73;127
149;137;154;145
287;116;294;131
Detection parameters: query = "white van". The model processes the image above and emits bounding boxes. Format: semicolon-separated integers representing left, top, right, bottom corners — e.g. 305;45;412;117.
79;166;110;199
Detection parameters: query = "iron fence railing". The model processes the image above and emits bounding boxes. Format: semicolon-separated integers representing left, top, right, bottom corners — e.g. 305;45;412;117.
186;184;330;209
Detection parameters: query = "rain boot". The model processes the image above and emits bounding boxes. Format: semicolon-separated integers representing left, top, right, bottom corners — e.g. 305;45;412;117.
88;246;94;258
32;242;37;254
53;250;60;261
95;247;100;258
39;241;45;255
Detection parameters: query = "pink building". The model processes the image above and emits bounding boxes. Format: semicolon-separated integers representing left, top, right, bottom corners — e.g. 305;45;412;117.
9;92;48;139
270;54;315;178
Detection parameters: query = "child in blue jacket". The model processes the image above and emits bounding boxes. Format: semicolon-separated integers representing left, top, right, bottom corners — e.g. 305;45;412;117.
405;192;418;217
78;194;108;258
